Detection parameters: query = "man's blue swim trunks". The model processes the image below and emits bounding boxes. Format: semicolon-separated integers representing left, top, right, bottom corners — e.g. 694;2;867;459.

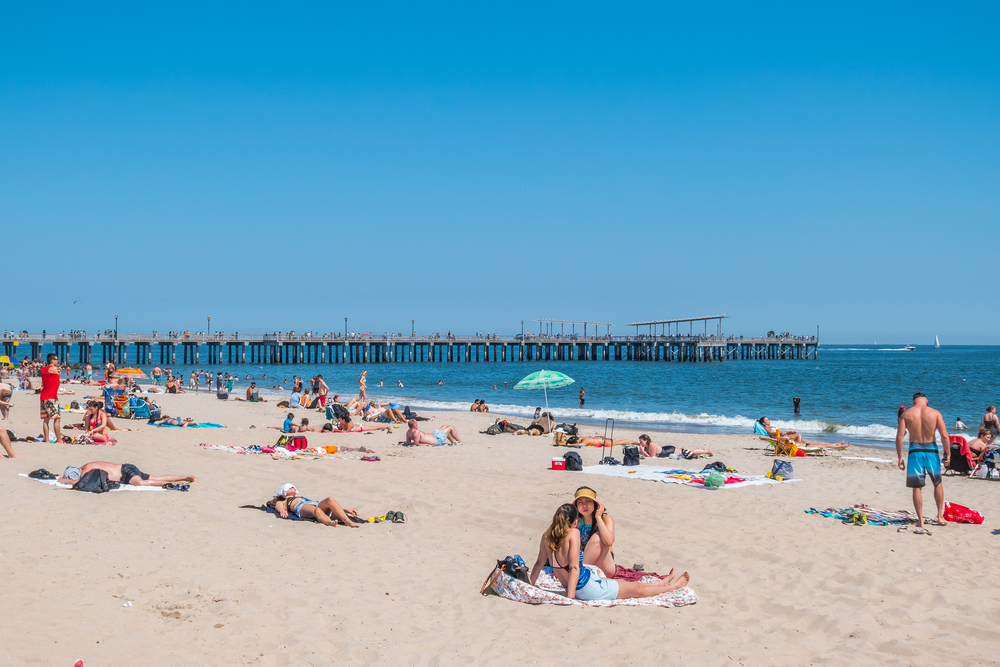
907;442;942;488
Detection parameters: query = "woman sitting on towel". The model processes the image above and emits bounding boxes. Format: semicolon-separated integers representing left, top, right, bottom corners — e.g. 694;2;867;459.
271;484;359;528
82;402;113;443
528;503;689;601
572;487;616;576
756;417;849;450
637;434;712;459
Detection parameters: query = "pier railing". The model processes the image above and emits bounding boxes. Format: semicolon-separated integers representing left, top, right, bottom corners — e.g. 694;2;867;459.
2;332;817;345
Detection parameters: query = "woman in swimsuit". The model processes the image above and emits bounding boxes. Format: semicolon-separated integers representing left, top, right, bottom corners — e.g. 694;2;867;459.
358;371;367;402
84;403;112;443
968;428;995;460
150;416;195;427
636;434;712;459
272;484;359;528
756;417;849;450
572;487;616;576
980;406;1000;438
528;504;689;601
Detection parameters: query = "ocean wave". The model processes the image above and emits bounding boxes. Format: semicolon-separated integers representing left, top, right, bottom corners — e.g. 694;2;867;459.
388;397;899;441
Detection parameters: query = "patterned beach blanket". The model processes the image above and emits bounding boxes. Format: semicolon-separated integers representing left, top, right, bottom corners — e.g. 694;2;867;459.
486;569;697;608
580;464;800;489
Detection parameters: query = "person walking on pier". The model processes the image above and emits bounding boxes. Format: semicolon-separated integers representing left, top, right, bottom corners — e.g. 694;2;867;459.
895;392;950;534
40;353;63;444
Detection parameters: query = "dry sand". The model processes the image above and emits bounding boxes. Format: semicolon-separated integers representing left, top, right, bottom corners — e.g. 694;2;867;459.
1;388;998;666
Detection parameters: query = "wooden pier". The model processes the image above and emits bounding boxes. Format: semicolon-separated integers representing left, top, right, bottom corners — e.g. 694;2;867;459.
1;332;818;365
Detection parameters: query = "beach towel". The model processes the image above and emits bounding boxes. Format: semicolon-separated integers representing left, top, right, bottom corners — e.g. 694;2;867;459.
485;568;697;609
19;473;163;491
156;422;224;428
197;443;377;461
580;464;800;489
752;421;769;436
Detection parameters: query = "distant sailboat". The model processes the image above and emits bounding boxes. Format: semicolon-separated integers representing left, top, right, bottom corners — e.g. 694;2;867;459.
935;335;941;349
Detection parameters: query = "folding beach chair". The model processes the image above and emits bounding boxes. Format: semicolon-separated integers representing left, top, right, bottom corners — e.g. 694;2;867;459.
771;429;799;457
945;435;974;475
128;397;150;420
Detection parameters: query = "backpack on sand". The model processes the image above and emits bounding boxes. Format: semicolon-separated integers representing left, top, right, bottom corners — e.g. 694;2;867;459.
74;469;120;493
563;451;583;471
622;445;640;466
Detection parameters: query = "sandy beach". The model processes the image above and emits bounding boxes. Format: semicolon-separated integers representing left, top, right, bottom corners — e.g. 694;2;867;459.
2;388;998;666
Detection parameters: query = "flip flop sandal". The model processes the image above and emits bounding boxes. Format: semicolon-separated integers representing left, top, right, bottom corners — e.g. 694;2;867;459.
384;511;397;522
913;527;932;535
391;512;406;524
162;483;190;492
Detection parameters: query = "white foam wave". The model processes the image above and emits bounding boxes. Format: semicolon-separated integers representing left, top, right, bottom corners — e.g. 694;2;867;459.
392;397;899;441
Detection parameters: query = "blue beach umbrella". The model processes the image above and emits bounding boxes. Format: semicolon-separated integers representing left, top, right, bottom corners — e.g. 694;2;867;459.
513;369;575;417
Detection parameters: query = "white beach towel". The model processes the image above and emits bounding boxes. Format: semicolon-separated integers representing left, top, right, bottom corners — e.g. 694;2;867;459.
579;464;800;489
838;456;894;463
20;473;164;491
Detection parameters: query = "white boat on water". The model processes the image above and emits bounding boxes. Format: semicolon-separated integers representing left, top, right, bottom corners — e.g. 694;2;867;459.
904;344;916;351
935;335;941;348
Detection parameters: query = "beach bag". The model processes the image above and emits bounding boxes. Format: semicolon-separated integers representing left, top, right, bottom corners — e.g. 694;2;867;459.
216;391;229;400
563;451;583;471
70;401;80;410
74;469;119;493
701;461;734;474
277;401;290;408
554;423;578;436
286;436;308;451
943;502;984;524
767;459;794;481
600;456;620;466
484;423;502;435
331;404;351;421
500;555;530;583
622;445;640;466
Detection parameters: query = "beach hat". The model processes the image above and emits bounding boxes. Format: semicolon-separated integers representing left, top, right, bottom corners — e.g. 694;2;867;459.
573;487;598;505
275;483;296;497
62;466;81;482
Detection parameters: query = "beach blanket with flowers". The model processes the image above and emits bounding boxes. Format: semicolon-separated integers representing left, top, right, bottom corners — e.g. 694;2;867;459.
580;464;799;489
486;569;697;608
197;443;378;461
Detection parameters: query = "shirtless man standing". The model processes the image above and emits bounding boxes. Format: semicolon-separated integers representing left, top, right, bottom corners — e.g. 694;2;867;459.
57;461;197;487
896;392;950;534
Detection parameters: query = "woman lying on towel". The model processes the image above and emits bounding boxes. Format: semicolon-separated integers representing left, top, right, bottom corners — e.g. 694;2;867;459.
332;417;392;433
637;434;712;459
565;435;640;447
755;417;849;450
270;483;360;528
529;504;689;601
149;415;197;427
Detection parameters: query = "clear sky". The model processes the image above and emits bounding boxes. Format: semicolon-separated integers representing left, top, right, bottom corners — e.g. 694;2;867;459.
2;3;997;343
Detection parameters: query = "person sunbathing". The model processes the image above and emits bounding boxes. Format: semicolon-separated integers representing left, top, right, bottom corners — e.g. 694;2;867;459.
637;434;712;459
150;415;197;427
572;487;616;576
494;418;526;433
270;483;359;527
57;461;197;486
515;413;555;436
565;435;640;447
756;417;849;449
528;504;689;601
405;420;462;445
336;417;391;433
363;401;406;424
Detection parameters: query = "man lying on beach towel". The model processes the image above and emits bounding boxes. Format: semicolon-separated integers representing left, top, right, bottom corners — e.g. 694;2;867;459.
57;461;198;487
406;420;462;445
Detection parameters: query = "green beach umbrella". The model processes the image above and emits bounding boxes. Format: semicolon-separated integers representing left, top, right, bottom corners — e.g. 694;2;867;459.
514;369;575;418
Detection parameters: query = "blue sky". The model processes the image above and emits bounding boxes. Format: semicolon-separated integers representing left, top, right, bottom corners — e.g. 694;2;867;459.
2;3;997;343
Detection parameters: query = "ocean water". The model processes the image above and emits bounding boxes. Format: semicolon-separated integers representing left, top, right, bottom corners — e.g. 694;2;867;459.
29;344;1000;448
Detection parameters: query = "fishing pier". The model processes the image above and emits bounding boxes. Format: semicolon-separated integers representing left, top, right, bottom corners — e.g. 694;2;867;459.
3;329;818;366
